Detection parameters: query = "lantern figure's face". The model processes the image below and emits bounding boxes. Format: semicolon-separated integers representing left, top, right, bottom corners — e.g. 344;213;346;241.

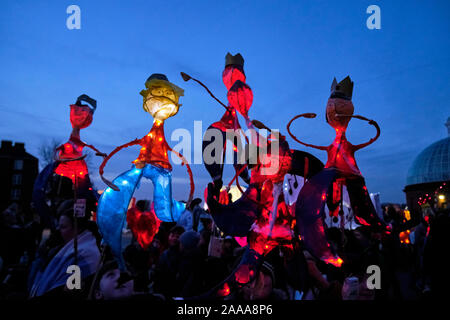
326;98;354;131
143;84;181;121
227;80;253;118
70;104;93;129
222;65;246;90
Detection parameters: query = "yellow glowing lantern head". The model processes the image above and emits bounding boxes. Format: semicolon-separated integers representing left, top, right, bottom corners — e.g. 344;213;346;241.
140;73;184;121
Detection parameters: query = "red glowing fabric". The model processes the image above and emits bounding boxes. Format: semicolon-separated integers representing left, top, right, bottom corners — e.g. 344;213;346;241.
249;134;292;185
54;137;89;183
222;65;246;90
234;264;252;284
127;205;161;250
211;108;240;131
217;282;231;297
134;121;172;170
246;179;295;256
325;132;361;176
70;104;93;129
227;80;253;118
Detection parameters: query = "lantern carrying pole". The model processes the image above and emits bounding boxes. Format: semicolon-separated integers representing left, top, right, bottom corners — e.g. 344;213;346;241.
180;72;228;110
73;174;78;267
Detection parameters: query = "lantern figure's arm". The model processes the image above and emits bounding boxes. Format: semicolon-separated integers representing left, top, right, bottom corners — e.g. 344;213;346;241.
337;114;381;150
228;163;248;190
84;143;107;157
180;72;229;110
99;138;142;191
287;113;328;150
167;147;195;206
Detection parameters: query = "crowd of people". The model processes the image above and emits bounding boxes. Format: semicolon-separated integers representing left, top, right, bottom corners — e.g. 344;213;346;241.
0;193;449;301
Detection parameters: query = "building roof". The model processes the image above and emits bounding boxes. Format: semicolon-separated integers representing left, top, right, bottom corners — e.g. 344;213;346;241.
406;135;450;186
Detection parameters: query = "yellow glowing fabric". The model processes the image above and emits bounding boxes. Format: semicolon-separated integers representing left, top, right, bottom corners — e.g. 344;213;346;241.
140;78;184;121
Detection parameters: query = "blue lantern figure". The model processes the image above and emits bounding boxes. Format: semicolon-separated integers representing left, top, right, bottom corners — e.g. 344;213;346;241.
97;74;194;269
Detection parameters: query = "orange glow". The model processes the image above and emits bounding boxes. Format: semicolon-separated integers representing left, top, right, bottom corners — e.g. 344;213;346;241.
324;257;344;267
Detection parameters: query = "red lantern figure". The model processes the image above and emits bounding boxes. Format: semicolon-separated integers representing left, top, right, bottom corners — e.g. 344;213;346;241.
53;95;106;194
181;53;252;192
126;198;161;250
54;95;105;183
287;76;388;236
32;94;105;230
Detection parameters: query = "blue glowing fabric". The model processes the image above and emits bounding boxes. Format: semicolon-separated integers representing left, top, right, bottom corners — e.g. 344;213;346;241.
142;164;186;222
97;164;186;269
295;168;338;261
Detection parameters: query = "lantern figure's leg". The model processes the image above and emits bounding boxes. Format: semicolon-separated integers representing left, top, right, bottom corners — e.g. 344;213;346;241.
97;166;143;270
202;126;226;185
346;177;386;230
202;126;250;187
295;168;342;265
143;164;186;222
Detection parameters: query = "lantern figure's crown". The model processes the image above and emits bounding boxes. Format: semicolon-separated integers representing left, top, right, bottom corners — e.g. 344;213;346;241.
75;94;97;113
225;53;244;67
330;76;353;100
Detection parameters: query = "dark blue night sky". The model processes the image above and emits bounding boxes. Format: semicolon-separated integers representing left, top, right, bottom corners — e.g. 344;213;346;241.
1;0;449;203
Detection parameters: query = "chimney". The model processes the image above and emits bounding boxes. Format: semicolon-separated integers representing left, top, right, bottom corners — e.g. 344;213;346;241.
1;140;13;151
14;142;25;152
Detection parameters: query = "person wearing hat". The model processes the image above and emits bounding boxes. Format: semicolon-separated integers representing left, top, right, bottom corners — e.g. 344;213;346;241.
97;74;194;270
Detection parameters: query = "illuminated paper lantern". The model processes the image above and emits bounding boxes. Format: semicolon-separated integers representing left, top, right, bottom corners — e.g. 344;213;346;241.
32;94;104;228
287;76;389;265
127;200;160;250
97;73;194;269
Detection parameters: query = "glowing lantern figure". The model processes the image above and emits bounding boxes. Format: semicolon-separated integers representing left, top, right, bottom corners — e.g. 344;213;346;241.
181;53;251;195
32;94;105;228
287;76;389;256
97;74;194;269
186;55;332;298
126;198;160;250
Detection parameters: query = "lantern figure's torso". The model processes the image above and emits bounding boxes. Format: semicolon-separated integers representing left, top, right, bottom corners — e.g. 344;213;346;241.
250;137;292;185
211;108;240;131
134;121;172;171
325;133;361;177
54;136;89;182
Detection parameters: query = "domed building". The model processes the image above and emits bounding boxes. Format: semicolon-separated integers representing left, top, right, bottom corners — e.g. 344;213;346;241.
404;118;450;216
